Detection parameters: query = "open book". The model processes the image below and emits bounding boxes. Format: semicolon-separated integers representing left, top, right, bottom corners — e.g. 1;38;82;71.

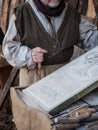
17;46;98;115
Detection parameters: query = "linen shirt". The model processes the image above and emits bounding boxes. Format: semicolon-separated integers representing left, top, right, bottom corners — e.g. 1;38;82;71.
2;0;98;69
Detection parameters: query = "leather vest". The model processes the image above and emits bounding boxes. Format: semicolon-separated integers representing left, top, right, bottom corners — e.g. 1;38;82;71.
14;2;80;65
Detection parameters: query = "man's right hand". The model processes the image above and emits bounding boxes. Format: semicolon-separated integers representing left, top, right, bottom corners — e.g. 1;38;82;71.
32;47;48;63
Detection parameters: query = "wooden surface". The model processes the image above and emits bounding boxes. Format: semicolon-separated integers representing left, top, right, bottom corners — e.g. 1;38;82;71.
0;47;12;112
11;87;54;130
0;0;26;33
10;82;98;130
0;65;12;113
0;68;19;108
87;0;96;18
0;47;12;90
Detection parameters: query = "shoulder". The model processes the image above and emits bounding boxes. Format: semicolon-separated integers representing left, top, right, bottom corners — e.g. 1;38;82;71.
65;2;81;23
14;2;30;16
67;3;80;16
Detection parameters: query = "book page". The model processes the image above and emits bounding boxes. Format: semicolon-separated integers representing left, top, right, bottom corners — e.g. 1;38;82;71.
22;46;98;112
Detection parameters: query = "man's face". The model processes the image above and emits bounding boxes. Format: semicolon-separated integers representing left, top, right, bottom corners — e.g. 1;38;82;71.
41;0;62;7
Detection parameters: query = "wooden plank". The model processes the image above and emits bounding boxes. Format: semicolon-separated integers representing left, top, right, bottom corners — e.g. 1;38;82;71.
0;0;26;32
0;68;19;109
87;0;96;18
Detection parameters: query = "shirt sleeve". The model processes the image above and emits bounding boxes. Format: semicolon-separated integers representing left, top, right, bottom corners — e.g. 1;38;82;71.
2;14;36;69
79;17;98;51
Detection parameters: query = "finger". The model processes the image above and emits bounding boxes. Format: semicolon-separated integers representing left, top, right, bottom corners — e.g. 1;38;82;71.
33;55;43;60
33;47;48;54
32;52;44;57
33;56;43;63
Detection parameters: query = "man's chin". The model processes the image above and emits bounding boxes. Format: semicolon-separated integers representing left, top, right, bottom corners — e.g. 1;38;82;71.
48;1;60;7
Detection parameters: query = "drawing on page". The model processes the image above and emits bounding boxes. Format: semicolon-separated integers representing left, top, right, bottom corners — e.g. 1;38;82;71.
67;52;98;80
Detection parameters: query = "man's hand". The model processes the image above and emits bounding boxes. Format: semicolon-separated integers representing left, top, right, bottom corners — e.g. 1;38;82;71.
32;47;48;63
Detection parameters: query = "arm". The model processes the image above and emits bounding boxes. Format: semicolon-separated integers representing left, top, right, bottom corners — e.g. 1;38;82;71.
79;17;98;52
2;14;35;69
2;14;47;69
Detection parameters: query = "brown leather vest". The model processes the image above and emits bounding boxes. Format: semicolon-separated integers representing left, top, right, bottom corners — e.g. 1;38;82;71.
14;2;80;65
